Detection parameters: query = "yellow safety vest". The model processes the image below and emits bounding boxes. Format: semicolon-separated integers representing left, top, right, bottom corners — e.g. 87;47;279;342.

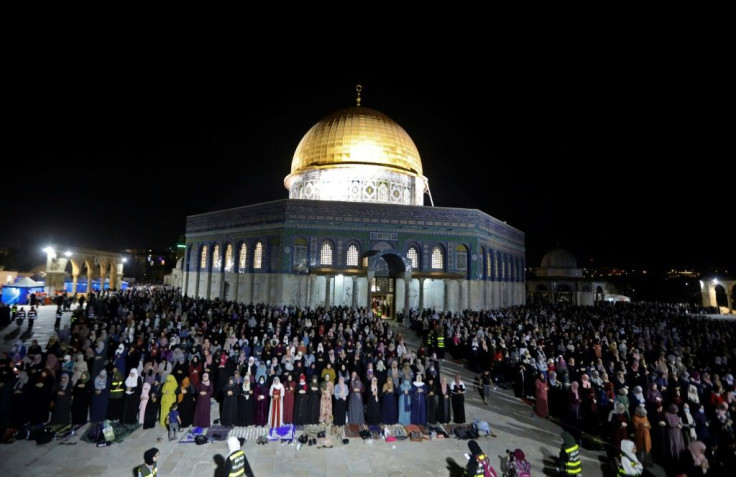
437;336;445;348
228;450;246;477
563;444;581;474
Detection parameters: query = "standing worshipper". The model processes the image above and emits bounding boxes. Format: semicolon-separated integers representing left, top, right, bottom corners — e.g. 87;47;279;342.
319;374;334;425
608;401;629;453
11;371;31;428
268;376;285;428
30;369;55;425
398;377;413;426
178;377;195;428
632;405;652;465
307;374;322;425
159;374;178;428
380;375;398;425
664;403;685;470
365;376;381;425
411;373;427;426
438;376;452;424
193;371;213;428
139;382;151;425
107;365;125;421
90;369;109;423
221;375;239;427
282;373;296;425
71;370;92;426
535;372;549;418
122;368;142;425
143;390;160;429
348;371;365;425
49;373;73;426
253;375;268;427
426;375;439;424
451;374;467;424
679;440;709;477
293;373;309;426
237;377;255;427
332;375;349;426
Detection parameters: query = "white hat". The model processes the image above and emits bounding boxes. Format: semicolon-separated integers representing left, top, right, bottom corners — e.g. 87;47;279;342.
227;436;241;453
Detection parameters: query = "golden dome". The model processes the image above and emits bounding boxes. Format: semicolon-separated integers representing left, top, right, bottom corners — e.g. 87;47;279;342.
289;106;423;177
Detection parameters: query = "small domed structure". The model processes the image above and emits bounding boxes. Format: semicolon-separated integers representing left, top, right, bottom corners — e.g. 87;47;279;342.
541;248;578;269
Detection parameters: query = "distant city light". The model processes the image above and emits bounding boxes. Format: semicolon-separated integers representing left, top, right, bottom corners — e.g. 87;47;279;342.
64;251;72;257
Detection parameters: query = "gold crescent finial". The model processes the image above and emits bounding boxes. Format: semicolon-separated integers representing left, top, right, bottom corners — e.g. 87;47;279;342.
356;84;363;107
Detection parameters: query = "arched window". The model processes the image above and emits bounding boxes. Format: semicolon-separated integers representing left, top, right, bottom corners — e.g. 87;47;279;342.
407;246;419;270
200;245;208;270
238;243;248;272
293;238;308;273
212;245;221;271
320;242;333;266
455;244;467;271
486;250;492;279
431;246;444;270
346;244;359;267
253;242;263;270
224;244;234;272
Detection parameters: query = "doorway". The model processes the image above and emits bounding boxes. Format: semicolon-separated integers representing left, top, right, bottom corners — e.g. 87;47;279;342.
371;276;394;320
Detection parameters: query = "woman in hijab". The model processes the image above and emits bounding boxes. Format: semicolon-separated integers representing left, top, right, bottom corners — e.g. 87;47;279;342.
30;368;54;425
193;371;213;428
437;376;452;424
451;374;466;424
679;440;709;477
307;374;322;425
398;377;412;426
143;388;160;429
159;374;178;428
347;371;365;425
632;405;652;465
319;374;334;425
664;403;685;467
293;373;309;426
237;376;254;427
380;375;398;425
282;373;296;425
11;371;31;428
535;372;549;418
619;439;644;476
188;355;202;388
178;377;195;428
221;375;239;427
410;373;427;426
268;376;285;428
365;376;381;425
332;375;349;426
253;375;268;427
608;401;629;452
49;373;73;426
71;370;91;426
90;369;109;423
121;368;142;425
139;382;151;425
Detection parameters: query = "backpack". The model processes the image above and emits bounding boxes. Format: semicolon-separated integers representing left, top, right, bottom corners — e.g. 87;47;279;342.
476;454;498;477
454;426;469;439
473;419;491;437
87;422;104;443
512;459;531;477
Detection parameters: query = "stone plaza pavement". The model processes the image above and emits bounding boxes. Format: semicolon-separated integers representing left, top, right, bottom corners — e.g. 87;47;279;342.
0;305;670;477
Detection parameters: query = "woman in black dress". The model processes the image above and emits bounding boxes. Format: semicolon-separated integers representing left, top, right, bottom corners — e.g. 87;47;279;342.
307;375;321;425
451;374;466;423
220;376;239;427
237;378;255;427
177;377;195;428
365;377;381;425
143;390;160;429
71;371;92;426
49;373;72;426
426;375;439;424
30;368;55;425
293;374;309;426
121;368;142;425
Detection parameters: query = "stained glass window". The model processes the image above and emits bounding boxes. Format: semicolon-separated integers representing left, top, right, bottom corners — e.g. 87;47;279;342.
254;242;263;270
212;245;221;271
431;246;443;270
407;247;418;269
455;245;467;271
320;242;333;265
238;243;247;272
224;244;234;272
200;245;208;270
346;244;359;266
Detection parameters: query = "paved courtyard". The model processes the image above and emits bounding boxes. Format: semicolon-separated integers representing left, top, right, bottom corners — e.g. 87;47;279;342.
0;304;669;477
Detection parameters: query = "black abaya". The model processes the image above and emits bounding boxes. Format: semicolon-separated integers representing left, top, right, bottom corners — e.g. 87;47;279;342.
144;395;160;429
71;381;91;425
451;383;466;424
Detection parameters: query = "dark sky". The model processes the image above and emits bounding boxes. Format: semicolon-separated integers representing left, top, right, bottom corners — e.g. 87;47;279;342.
3;40;732;272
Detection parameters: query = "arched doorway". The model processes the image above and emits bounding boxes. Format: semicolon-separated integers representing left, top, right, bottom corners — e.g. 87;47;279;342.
364;250;409;320
535;284;549;303
555;284;573;303
715;284;728;309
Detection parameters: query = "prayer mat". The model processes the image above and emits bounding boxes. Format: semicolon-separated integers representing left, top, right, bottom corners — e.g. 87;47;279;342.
268;424;295;441
227;426;268;442
367;424;383;439
206;425;230;441
179;426;205;443
81;422;140;444
384;424;407;440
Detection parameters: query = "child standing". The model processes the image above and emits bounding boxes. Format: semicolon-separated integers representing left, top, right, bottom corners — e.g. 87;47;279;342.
167;403;181;441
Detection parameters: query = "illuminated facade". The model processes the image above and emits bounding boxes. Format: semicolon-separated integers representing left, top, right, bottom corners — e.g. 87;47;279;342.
181;88;526;317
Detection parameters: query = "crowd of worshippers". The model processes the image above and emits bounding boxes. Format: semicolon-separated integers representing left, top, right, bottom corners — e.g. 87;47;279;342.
408;301;736;475
0;288;472;443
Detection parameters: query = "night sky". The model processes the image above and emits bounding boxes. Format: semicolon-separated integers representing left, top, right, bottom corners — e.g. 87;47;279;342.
3;43;732;272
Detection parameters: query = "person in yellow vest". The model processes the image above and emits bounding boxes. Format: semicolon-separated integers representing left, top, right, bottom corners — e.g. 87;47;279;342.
618;439;643;476
224;436;254;477
557;431;582;475
464;439;498;476
137;447;159;477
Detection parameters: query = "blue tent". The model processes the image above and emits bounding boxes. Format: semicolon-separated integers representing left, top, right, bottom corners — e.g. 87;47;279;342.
1;277;45;305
